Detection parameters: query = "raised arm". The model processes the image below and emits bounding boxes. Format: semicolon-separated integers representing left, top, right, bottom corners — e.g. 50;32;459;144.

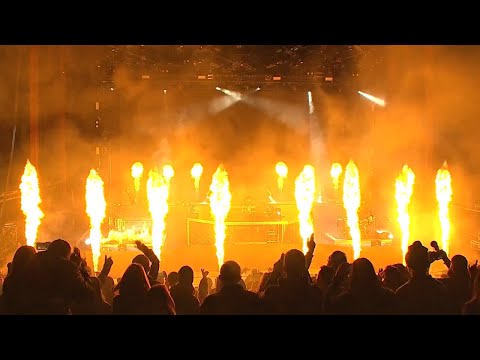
135;241;160;280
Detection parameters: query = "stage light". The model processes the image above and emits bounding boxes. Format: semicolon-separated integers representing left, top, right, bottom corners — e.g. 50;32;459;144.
273;76;282;81
141;75;150;79
163;89;167;94
307;91;314;114
358;90;386;107
216;86;221;91
256;87;261;91
110;87;114;91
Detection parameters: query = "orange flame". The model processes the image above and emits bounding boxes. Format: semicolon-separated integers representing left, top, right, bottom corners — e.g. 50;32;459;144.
147;169;170;260
162;164;174;185
208;166;232;270
395;165;415;264
85;169;106;272
294;164;316;254
131;162;144;192
275;161;288;192
191;163;203;192
343;160;361;259
330;163;343;190
20;160;44;246
435;162;452;255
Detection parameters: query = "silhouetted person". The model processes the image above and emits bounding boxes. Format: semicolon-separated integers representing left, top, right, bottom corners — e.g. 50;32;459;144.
169;266;200;315
382;265;405;292
132;241;160;286
112;263;151;314
200;261;263;314
0;245;37;314
327;250;348;273
463;270;480;315
198;268;212;304
329;258;396;314
395;241;453;315
29;239;95;314
440;255;472;314
146;284;176;315
167;271;179;289
392;263;410;285
262;249;323;314
71;277;111;315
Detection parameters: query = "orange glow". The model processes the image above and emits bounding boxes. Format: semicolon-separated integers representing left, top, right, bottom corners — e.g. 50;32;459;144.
131;162;144;192
208;166;232;270
435;162;452;255
343;160;361;259
275;161;288;192
191;163;203;192
147;169;170;260
20;160;44;246
85;169;106;272
330;163;343;190
294;164;316;254
395;165;415;264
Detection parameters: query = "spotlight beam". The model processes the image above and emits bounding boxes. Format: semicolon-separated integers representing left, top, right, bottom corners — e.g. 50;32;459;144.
358;91;386;107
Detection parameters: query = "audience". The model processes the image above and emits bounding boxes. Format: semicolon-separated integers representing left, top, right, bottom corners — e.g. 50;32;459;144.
0;236;479;315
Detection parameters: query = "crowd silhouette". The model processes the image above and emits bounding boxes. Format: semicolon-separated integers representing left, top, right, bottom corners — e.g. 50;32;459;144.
0;236;479;315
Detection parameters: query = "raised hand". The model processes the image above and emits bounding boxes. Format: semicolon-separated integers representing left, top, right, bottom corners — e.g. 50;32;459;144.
201;268;209;278
469;260;478;278
307;233;316;252
103;255;113;271
135;240;143;249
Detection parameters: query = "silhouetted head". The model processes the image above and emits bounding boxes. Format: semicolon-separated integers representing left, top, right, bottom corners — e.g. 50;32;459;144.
10;245;36;274
132;254;150;274
284;249;308;280
47;239;71;259
219;261;242;286
167;271;179;287
146;284;176;315
383;265;404;290
450;255;469;277
405;241;430;275
327;250;347;271
116;263;151;297
178;266;194;286
392;263;410;283
350;258;380;293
